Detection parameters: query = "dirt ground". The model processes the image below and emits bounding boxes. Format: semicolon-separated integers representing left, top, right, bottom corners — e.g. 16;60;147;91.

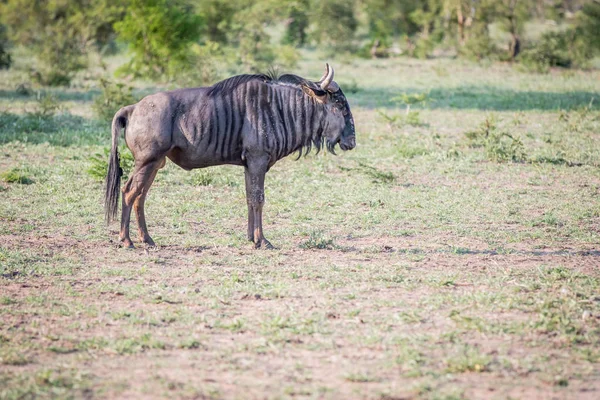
2;227;600;399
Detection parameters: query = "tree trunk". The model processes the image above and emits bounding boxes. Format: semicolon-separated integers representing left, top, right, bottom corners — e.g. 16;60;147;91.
509;34;520;60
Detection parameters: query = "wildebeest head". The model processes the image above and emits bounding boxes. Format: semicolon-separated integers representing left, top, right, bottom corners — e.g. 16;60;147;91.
305;64;356;153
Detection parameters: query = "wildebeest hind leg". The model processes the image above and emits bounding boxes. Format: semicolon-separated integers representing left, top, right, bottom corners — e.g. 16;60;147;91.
119;160;163;248
134;157;165;247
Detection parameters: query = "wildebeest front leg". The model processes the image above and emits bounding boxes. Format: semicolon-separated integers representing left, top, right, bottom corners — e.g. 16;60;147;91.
244;168;255;242
244;159;273;249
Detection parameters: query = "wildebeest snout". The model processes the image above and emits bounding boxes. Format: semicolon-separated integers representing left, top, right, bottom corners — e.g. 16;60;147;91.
340;136;356;151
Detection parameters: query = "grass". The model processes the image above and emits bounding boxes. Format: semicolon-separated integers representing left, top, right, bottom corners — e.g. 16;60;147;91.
0;54;599;399
0;168;34;184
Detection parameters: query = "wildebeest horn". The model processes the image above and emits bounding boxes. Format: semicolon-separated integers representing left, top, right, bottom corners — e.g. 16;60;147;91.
320;63;338;92
318;63;330;83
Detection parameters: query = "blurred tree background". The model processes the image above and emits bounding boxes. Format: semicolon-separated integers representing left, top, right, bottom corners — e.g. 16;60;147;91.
0;0;599;87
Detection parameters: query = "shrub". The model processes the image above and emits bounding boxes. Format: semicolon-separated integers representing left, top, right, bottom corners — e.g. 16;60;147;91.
114;0;203;81
300;230;336;250
391;92;428;115
0;168;33;185
88;148;135;181
412;36;435;59
189;169;214;186
93;79;137;122
519;29;594;73
519;31;571;73
465;117;527;163
29;92;62;119
0;24;11;70
281;0;309;46
172;42;221;87
459;25;498;61
309;0;358;53
1;0;124;86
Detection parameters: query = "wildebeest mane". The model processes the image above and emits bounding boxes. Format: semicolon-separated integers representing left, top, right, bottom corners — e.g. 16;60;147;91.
208;72;324;97
207;74;272;97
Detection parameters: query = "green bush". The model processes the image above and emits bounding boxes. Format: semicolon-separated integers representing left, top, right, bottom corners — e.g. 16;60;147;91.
93;79;137;122
519;31;572;73
309;0;358;53
114;0;203;81
189;169;214;186
412;36;434;59
173;42;221;87
300;230;336;250
465;117;527;163
88;148;135;181
519;29;594;73
459;26;498;61
29;93;62;119
31;32;87;86
0;0;124;86
0;24;11;69
0;168;33;185
282;0;309;46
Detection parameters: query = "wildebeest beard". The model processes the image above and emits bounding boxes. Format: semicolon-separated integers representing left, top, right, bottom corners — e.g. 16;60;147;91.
296;132;338;159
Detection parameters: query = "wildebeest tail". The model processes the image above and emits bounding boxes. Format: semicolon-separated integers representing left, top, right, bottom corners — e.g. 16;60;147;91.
105;106;131;224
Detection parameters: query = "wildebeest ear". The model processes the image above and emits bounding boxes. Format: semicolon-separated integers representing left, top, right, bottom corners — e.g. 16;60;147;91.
302;85;328;103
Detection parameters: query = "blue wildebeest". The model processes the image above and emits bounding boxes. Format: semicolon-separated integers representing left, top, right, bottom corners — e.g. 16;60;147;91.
105;63;356;249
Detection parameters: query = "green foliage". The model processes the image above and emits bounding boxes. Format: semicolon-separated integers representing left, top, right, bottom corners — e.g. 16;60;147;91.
363;0;420;40
218;0;299;72
189;169;214;186
0;168;33;185
578;1;600;54
174;42;221;87
391;92;428;113
465;116;527;163
0;0;124;86
196;0;237;44
494;0;531;59
87;147;135;181
519;31;573;72
377;109;424;128
381;92;428;127
33;34;87;86
0;111;102;146
234;18;277;72
0;24;11;69
282;0;309;46
114;0;203;81
309;0;358;53
519;23;595;73
30;92;62;119
0;93;65;139
445;345;490;373
300;230;336;250
459;25;498;61
412;36;435;59
93;78;137;122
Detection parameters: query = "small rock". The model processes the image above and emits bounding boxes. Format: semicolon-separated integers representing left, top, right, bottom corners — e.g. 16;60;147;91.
582;310;591;320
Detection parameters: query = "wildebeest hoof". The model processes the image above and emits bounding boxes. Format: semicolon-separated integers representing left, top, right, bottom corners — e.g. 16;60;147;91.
142;237;156;247
120;239;135;249
254;239;274;250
